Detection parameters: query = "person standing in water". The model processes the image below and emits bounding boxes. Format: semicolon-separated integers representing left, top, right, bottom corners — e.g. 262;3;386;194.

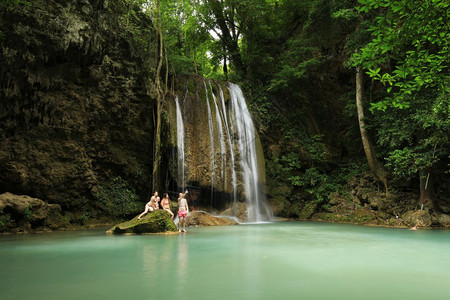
177;190;189;233
161;193;174;220
137;191;159;220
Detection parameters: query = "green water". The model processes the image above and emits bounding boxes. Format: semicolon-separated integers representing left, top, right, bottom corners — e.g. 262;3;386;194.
1;222;449;300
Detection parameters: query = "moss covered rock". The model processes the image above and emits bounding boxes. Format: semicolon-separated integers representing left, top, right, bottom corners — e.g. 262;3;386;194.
106;210;177;234
402;210;432;227
298;202;318;220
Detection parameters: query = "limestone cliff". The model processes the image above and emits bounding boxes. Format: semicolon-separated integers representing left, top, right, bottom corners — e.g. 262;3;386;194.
0;0;158;218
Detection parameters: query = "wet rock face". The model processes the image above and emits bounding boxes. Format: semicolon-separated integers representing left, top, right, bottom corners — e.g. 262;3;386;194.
165;76;268;214
0;1;158;209
166;76;235;198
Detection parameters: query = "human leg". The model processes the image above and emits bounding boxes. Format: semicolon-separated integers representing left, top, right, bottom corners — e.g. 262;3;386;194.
164;208;174;220
178;217;182;232
137;204;152;220
181;217;186;232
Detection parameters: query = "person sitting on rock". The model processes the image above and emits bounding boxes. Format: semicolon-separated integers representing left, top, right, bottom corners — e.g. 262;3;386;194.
161;193;174;220
154;192;161;210
137;191;159;220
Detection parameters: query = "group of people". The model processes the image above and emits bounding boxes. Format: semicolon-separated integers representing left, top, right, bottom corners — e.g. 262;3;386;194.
137;190;189;233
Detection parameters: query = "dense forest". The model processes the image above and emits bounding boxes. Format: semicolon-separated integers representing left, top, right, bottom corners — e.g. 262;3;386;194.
0;0;449;232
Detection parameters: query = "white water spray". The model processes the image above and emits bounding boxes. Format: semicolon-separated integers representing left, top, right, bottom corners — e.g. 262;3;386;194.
218;84;238;207
209;81;227;190
175;96;185;190
228;83;272;222
204;80;216;207
172;81;271;222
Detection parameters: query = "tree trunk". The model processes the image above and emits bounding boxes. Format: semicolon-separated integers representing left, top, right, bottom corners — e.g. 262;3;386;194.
223;54;228;80
193;48;198;75
419;169;437;211
152;0;164;192
208;0;245;75
356;66;390;196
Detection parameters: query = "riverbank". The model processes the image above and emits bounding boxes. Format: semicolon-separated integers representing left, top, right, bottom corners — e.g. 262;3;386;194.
2;190;450;235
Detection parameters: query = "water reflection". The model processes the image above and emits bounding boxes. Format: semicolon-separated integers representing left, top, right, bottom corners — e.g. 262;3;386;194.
141;237;177;286
176;234;188;281
1;224;449;300
141;244;156;275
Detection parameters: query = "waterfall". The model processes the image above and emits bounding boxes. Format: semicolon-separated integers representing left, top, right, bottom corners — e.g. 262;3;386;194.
228;83;272;222
175;96;185;190
170;79;271;222
204;80;215;208
209;81;227;188
218;84;238;208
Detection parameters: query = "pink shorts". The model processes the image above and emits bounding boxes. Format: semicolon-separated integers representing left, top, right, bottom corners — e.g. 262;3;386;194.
178;210;187;218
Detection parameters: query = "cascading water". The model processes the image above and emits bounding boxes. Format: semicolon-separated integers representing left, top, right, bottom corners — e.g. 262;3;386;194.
209;81;227;189
175;96;185;190
171;79;271;222
204;80;215;208
228;83;272;222
217;84;238;209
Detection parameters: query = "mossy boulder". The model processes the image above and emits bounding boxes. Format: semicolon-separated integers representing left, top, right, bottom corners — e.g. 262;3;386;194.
435;213;450;228
402;209;432;227
106;209;177;234
298;202;318;219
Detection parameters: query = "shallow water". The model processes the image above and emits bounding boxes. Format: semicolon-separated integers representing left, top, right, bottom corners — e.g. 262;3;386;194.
1;222;449;300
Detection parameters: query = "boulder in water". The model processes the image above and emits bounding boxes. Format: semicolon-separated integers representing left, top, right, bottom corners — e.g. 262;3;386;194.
106;210;177;234
186;211;238;227
0;192;64;233
220;202;248;222
435;213;450;228
402;209;432;227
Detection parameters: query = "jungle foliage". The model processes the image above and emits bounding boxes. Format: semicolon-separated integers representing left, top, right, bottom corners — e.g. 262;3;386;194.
122;0;449;210
350;0;449;200
0;0;29;11
93;177;141;218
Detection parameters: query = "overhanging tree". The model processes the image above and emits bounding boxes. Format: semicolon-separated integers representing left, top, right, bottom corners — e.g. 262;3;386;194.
350;0;450;206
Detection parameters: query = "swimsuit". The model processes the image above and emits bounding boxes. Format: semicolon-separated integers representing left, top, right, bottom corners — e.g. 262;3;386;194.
178;198;188;218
